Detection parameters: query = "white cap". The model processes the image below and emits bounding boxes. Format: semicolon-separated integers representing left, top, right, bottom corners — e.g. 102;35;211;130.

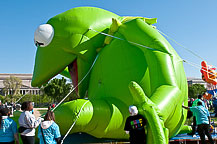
129;105;138;116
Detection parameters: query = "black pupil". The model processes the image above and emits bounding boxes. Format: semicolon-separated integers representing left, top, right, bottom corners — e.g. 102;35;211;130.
35;41;44;47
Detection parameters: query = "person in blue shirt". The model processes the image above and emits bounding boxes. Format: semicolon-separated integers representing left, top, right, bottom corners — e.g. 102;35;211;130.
190;94;206;135
38;110;61;144
0;108;19;144
183;101;214;144
192;94;206;107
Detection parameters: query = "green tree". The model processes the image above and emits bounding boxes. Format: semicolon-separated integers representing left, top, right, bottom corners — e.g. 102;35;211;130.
42;77;72;102
188;84;206;99
3;76;22;103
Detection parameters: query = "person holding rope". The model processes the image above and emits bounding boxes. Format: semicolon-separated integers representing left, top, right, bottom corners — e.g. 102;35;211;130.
182;101;214;144
190;94;206;136
38;108;61;144
18;101;43;144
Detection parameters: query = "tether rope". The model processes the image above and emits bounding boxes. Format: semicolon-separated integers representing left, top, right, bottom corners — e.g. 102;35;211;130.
157;29;217;69
15;90;30;104
60;100;89;144
52;54;99;112
42;54;98;143
90;29;157;51
183;59;216;76
90;28;217;77
157;29;204;61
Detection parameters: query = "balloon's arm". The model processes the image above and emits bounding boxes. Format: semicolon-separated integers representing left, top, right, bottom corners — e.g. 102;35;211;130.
117;18;182;119
178;125;192;134
129;81;168;144
145;50;182;120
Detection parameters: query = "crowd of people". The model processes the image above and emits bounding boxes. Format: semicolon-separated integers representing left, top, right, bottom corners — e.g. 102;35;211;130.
124;93;216;144
0;101;61;144
0;94;216;144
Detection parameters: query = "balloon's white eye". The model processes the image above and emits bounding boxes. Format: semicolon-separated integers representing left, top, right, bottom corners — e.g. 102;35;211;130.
34;24;54;47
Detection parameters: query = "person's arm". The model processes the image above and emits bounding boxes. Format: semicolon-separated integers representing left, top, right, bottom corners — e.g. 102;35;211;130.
25;113;43;128
14;133;20;144
125;131;129;134
124;117;130;135
54;123;62;144
182;105;190;110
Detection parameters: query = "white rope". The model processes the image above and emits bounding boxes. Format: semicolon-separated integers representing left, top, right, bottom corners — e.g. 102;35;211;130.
183;59;217;77
157;29;217;70
15;90;30;104
90;28;217;78
157;29;205;61
60;100;89;144
52;54;99;112
90;29;157;51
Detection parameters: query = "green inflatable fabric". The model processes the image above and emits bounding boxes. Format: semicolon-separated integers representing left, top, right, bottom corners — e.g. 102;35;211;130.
32;7;188;144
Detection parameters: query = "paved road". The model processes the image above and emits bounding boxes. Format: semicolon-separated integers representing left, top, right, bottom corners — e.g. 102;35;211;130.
33;108;47;118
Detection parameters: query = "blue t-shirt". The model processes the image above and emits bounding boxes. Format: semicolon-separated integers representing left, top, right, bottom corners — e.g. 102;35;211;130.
38;121;61;144
0;117;18;142
190;106;210;125
192;99;205;107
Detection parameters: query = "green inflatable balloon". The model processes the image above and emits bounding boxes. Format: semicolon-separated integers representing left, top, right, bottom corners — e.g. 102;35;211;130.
32;7;188;144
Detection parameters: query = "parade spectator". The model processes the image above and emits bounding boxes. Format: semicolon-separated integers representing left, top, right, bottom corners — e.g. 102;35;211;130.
51;103;55;108
0;108;19;144
124;105;146;144
190;94;206;135
19;101;43;144
48;105;52;111
38;110;61;144
183;101;214;144
187;98;194;119
0;100;3;110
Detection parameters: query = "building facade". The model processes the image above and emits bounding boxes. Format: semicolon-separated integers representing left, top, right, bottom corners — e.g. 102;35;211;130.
187;77;207;88
0;73;41;96
0;74;207;96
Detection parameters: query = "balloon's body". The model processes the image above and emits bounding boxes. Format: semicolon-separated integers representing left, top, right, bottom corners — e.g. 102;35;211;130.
32;7;188;143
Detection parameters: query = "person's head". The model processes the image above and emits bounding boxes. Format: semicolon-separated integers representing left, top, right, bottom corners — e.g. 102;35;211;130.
198;94;203;100
44;110;55;121
48;105;52;111
129;105;138;116
21;101;33;111
202;92;207;95
0;108;10;128
197;101;203;106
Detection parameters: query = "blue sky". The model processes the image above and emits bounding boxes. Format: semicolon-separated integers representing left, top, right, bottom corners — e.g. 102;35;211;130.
0;0;216;78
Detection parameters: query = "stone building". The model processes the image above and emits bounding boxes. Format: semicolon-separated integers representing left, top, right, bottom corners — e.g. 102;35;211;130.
0;74;207;96
0;73;41;96
187;77;207;88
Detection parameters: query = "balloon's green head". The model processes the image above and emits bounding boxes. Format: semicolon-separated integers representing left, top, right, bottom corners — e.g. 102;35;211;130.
32;7;119;96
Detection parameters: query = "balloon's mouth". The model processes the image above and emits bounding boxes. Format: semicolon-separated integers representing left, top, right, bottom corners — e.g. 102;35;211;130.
68;59;78;94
